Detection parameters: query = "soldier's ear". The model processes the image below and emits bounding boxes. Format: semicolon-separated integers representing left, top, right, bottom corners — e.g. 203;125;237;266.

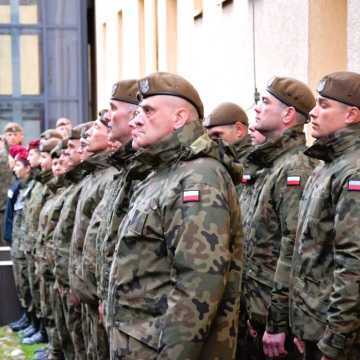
345;106;360;125
173;108;188;130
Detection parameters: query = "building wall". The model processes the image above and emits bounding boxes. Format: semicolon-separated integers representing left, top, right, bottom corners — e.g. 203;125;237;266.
95;0;356;123
348;0;360;73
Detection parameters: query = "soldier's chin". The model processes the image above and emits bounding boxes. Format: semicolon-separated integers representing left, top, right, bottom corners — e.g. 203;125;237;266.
132;138;141;151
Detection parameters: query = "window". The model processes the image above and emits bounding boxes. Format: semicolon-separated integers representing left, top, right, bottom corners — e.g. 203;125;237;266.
0;34;12;94
0;0;10;24
19;0;39;24
20;34;41;95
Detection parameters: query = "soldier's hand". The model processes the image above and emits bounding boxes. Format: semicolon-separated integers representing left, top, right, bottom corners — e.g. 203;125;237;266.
262;331;287;358
68;289;81;305
246;320;258;338
293;337;305;354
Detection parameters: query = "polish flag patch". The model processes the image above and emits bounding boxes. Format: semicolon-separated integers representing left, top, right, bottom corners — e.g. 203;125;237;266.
348;180;360;191
183;190;200;203
241;174;252;184
287;176;301;186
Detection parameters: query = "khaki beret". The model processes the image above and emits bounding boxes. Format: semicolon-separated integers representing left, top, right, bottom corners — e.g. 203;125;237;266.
60;138;69;150
50;142;63;159
39;138;61;153
56;117;72;128
317;71;360;108
266;76;315;117
40;129;63;140
137;72;204;119
204;102;248;128
4;122;23;133
81;121;94;138
111;79;139;105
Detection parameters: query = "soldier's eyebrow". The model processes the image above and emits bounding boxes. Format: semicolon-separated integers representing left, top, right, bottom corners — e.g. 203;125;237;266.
318;97;329;106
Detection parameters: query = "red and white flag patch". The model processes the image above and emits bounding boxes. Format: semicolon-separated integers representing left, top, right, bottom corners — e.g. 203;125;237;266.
241;174;252;184
183;190;200;203
287;176;301;186
348;180;360;191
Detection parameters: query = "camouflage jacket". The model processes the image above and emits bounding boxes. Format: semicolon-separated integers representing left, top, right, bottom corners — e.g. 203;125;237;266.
52;162;93;288
80;143;137;304
11;178;33;259
107;121;244;360
243;125;317;325
69;151;118;304
35;175;68;280
22;169;53;256
0;147;13;212
290;123;360;359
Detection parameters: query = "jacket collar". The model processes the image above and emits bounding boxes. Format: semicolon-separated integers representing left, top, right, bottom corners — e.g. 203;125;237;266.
305;122;360;162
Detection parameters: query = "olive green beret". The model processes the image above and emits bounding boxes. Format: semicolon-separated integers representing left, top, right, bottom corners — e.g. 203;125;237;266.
266;76;315;117
137;72;204;119
111;79;139;105
68;122;92;140
50;142;62;159
80;121;94;139
4;122;23;133
39;138;61;153
56;117;72;127
317;71;360;108
40;129;63;140
204;102;248;128
60;138;68;150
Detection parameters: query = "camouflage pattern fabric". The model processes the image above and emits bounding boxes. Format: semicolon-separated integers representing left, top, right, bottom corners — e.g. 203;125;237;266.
290;123;360;359
11;179;32;308
242;125;317;332
69;151;117;304
108;121;244;360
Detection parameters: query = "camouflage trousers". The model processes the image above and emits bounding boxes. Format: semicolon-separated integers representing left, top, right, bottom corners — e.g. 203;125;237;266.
12;256;31;309
84;304;109;360
109;327;157;360
27;254;41;317
246;319;302;360
65;294;86;360
302;340;360;360
53;286;75;360
39;277;64;360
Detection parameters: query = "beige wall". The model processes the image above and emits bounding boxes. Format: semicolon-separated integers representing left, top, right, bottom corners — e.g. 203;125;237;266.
95;0;358;122
347;0;360;72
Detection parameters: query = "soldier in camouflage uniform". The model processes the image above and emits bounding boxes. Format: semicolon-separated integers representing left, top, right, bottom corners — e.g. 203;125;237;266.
241;77;317;360
11;149;32;315
68;115;118;360
107;72;244;360
204;102;251;165
289;72;360;360
35;135;65;357
78;81;139;360
203;102;252;359
52;124;94;360
22;139;53;346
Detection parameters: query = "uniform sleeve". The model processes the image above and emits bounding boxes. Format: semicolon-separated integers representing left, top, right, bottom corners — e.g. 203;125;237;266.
267;165;312;333
157;180;242;359
317;175;360;359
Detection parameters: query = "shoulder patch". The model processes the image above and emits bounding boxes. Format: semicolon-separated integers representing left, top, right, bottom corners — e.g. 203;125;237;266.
287;176;301;186
183;190;200;203
348;180;360;191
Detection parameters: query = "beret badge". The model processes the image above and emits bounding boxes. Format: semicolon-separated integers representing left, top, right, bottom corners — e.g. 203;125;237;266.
139;79;150;94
